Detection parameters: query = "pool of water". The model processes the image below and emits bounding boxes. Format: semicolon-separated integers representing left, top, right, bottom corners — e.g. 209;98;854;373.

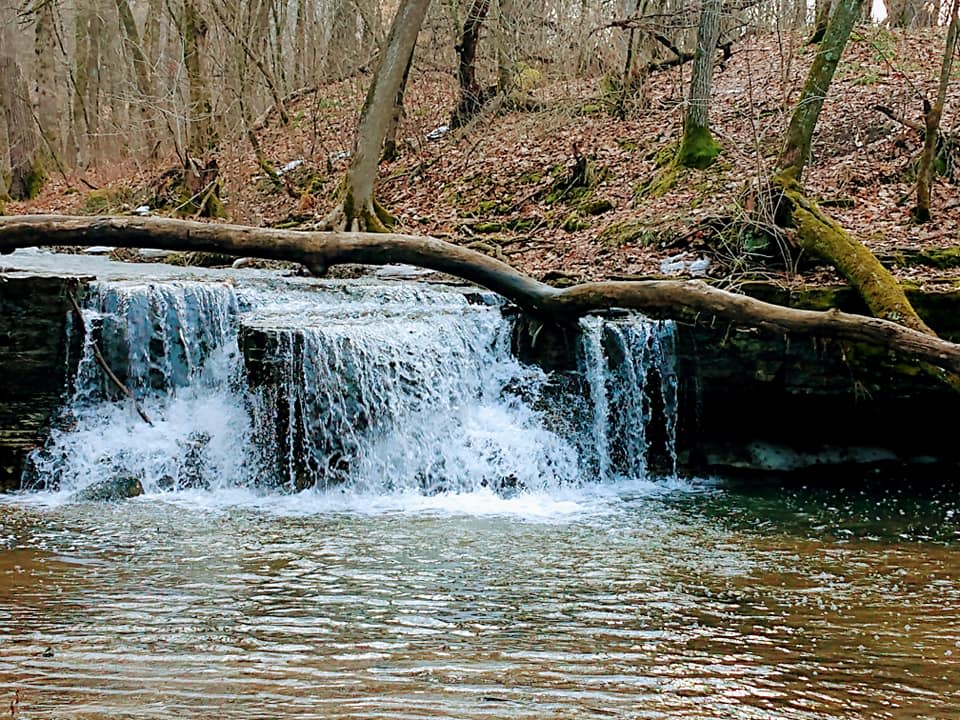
3;478;959;719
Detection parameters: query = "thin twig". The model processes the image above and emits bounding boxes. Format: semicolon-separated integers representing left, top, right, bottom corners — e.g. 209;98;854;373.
67;291;153;426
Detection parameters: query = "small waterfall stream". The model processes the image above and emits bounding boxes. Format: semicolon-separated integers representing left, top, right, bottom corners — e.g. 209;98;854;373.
25;275;679;497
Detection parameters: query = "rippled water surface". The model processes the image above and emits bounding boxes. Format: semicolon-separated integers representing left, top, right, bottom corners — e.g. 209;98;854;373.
3;479;959;719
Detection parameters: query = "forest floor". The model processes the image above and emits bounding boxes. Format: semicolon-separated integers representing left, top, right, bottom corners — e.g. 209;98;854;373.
8;26;960;293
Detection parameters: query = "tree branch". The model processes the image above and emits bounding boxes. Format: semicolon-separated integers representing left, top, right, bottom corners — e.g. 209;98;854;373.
2;214;960;373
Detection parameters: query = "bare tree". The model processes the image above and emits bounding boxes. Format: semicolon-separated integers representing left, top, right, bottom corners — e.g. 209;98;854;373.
181;0;217;157
451;0;493;127
31;0;61;172
914;0;958;222
322;0;432;233
0;53;40;199
773;0;931;334
678;0;723;168
885;0;937;27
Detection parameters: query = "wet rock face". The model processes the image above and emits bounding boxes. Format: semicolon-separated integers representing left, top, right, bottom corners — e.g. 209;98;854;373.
672;323;960;477
0;275;86;491
510;301;960;478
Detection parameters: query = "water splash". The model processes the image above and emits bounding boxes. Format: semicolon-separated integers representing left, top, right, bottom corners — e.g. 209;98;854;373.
26;281;260;494
247;293;579;494
23;274;678;500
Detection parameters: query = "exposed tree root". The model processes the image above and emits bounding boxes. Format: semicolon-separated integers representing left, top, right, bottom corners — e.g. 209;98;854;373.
3;215;960;375
321;196;396;233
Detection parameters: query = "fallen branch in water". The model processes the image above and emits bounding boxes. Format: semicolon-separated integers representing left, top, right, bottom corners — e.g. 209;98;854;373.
2;214;960;375
66;289;154;426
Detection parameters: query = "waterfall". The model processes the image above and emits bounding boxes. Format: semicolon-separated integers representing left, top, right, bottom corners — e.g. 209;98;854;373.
26;280;260;493
578;316;678;481
24;277;679;497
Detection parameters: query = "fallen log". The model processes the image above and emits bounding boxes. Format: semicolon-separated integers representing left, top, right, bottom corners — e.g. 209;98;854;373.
3;214;960;374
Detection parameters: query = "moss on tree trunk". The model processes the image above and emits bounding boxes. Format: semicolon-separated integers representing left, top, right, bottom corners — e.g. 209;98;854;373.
678;125;722;170
776;175;932;334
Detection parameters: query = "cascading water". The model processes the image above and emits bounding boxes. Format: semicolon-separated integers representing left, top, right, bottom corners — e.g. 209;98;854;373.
24;273;679;498
579;315;678;481
26;280;262;493
243;289;581;494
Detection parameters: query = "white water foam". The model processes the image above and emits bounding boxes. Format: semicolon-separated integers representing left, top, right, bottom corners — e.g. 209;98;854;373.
17;269;683;515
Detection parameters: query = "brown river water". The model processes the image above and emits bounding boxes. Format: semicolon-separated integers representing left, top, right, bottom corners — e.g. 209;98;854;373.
2;477;959;720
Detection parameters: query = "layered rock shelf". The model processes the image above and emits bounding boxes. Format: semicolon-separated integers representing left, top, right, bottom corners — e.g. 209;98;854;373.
3;269;959;490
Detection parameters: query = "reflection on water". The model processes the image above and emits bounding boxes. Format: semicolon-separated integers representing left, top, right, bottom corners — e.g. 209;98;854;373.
2;479;960;719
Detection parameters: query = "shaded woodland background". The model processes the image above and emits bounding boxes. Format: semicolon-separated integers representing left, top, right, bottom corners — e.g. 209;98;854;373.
0;0;956;285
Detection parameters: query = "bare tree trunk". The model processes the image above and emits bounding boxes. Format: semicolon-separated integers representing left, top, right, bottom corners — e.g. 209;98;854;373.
496;0;516;93
0;56;40;199
115;0;156;145
382;52;413;163
325;0;365;81
914;0;958;223
809;0;834;42
450;0;492;128
181;0;217;157
772;0;931;335
33;0;60;167
780;0;863;181
323;0;432;233
144;0;164;69
885;0;937;26
211;0;289;126
293;0;313;88
678;0;723;168
72;0;104;166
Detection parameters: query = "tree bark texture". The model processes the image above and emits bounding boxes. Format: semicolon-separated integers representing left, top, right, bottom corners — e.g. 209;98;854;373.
3;214;960;375
115;0;156;143
33;1;61;159
325;0;432;232
768;0;929;335
780;0;864;181
183;0;217;157
914;0;958;223
678;0;723;168
0;56;41;200
451;0;493;127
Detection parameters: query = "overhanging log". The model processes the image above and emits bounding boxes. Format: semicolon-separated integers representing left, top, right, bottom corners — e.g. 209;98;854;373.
3;214;960;374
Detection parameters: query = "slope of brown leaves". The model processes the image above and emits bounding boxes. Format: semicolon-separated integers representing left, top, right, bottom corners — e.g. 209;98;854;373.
10;27;959;288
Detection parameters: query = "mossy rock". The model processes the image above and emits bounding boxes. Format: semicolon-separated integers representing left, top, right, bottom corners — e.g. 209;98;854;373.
71;475;144;502
81;185;140;215
164;251;236;267
882;246;960;271
578;198;614;216
467;199;511;217
18;159;46;200
468;216;539;233
648;141;679;168
600;220;664;247
562;213;589;232
635;162;681;199
470;221;504;233
515;62;543;91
